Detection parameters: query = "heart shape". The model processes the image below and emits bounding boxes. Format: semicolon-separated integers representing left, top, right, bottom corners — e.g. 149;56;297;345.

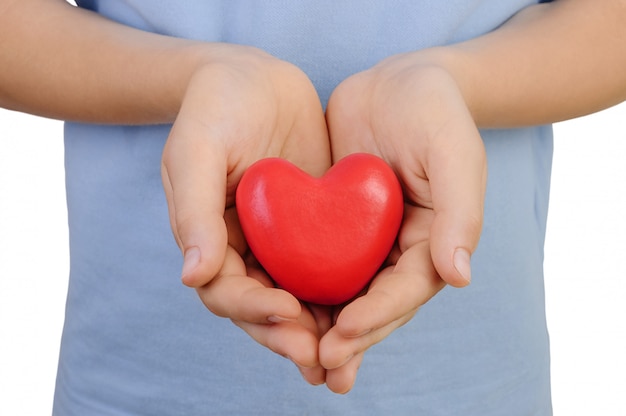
236;153;404;305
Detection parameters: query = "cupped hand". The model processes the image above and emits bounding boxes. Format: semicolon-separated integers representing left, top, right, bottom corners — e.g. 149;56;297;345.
160;44;331;383
321;53;487;393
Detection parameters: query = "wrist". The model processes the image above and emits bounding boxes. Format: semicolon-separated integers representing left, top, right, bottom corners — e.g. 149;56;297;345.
392;47;479;125
165;43;275;123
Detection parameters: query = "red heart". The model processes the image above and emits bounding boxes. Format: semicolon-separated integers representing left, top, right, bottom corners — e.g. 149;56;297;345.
236;153;404;305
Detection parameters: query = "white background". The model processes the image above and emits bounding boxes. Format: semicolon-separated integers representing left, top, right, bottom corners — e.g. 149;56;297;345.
1;104;625;415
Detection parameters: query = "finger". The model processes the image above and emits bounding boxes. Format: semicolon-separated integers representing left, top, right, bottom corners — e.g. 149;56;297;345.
161;117;229;288
427;120;487;287
324;352;364;394
296;305;333;385
197;246;302;323
319;241;445;370
198;246;324;380
233;319;321;369
298;365;326;386
338;240;444;337
319;305;411;371
307;303;334;337
232;297;323;371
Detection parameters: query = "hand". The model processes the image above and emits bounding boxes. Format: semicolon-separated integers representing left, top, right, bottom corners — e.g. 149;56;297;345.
321;53;487;393
160;44;331;382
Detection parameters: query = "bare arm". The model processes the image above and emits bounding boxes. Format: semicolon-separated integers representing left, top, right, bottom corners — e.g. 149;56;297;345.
321;0;626;393
0;0;229;123
1;0;333;385
441;0;626;126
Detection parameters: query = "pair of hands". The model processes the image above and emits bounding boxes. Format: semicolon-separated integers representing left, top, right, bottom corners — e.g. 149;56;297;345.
161;45;487;394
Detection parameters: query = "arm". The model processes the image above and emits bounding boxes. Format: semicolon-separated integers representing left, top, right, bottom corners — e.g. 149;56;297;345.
0;0;206;123
322;0;626;393
1;0;331;384
432;0;626;126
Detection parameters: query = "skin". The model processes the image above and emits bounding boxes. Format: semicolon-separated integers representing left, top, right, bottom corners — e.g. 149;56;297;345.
2;0;626;395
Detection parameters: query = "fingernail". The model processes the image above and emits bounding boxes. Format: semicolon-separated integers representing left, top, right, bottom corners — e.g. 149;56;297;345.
181;246;201;281
267;315;297;324
453;248;472;284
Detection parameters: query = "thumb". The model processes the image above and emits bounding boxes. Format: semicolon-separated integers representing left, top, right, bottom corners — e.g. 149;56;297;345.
428;132;487;288
161;122;229;288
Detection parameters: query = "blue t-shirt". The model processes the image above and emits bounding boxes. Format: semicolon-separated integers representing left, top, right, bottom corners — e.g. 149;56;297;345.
55;1;554;415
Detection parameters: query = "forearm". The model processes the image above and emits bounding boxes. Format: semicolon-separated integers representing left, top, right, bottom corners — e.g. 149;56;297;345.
0;0;216;124
429;0;626;127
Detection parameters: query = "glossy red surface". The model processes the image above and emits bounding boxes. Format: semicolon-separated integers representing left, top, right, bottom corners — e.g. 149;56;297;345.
236;153;403;305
